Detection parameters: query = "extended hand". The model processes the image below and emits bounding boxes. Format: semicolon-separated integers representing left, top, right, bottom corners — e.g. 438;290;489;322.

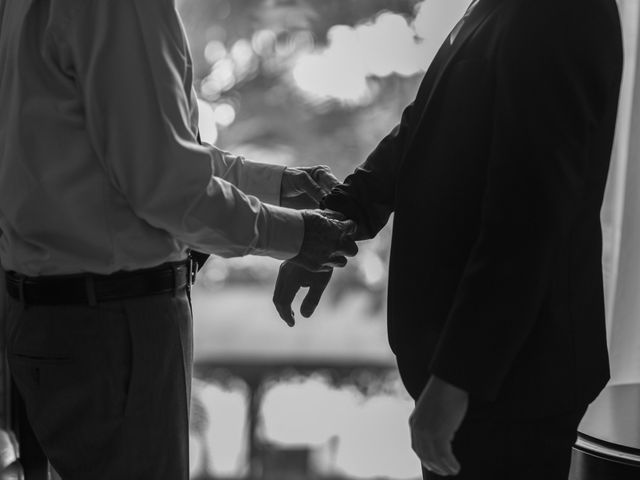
289;210;358;272
281;165;340;209
409;376;469;476
273;262;333;326
273;209;350;326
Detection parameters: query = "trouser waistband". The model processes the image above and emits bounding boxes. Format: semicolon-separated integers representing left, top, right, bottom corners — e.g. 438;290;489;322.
5;259;195;306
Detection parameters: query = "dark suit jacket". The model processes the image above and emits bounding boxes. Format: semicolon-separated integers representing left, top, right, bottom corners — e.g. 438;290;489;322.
324;0;623;419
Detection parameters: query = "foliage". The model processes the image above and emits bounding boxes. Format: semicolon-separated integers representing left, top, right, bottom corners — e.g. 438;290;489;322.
179;0;433;309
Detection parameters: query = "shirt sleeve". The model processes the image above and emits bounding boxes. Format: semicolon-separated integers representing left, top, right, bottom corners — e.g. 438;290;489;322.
203;143;286;207
64;0;302;260
185;86;287;206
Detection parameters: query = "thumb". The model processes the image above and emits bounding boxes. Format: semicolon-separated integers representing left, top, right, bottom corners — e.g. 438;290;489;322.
338;219;357;236
300;270;332;317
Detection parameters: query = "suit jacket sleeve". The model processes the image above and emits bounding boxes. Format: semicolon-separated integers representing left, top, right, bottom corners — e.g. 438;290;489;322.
429;1;622;401
322;102;415;239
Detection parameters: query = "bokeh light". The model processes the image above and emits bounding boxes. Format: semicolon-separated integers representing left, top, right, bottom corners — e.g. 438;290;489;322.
196;98;219;144
190;380;249;478
260;375;418;479
204;40;227;65
290;0;470;107
213;102;236;127
251;29;278;57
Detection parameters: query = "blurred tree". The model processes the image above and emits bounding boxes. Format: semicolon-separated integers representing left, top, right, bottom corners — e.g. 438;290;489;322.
178;0;432;307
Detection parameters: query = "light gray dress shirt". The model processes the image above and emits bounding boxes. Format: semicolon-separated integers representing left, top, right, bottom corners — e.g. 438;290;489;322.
0;0;304;276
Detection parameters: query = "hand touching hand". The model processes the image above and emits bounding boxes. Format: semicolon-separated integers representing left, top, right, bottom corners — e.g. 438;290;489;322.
409;376;469;476
281;166;340;209
289;210;358;272
272;209;351;326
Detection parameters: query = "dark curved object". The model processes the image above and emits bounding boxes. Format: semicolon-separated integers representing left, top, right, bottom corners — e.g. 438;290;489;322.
570;384;640;479
189;250;210;271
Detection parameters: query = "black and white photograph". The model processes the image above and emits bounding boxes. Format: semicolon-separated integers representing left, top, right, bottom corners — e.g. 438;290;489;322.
1;0;639;479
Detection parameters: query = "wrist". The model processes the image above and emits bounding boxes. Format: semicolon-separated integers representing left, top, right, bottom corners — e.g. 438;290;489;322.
259;204;305;260
427;375;469;400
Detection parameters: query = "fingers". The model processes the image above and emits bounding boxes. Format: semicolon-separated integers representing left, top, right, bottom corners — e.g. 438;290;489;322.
338;219;357;237
334;242;358;259
428;438;461;476
273;263;302;327
300;174;328;202
335;220;358;257
288;166;340;201
324;255;348;268
332;219;358;257
288;256;334;272
300;270;332;317
411;431;461;477
319;209;346;221
273;263;333;324
281;168;327;207
309;165;341;193
295;211;358;271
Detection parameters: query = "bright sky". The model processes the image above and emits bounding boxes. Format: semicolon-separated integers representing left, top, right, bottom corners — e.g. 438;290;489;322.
197;0;473;141
292;0;470;105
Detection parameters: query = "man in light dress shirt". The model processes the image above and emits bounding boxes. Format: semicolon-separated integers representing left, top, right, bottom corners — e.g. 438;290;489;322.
0;0;356;478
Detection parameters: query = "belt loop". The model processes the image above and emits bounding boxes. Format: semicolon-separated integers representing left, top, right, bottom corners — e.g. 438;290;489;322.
17;274;26;306
188;258;197;289
85;275;97;307
171;264;179;297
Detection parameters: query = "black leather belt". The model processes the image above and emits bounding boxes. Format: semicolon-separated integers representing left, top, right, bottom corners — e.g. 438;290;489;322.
5;260;196;306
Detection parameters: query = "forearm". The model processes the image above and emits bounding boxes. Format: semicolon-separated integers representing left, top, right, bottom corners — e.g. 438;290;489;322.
322;146;400;240
203;143;286;206
323;103;415;238
322;186;389;241
132;166;304;260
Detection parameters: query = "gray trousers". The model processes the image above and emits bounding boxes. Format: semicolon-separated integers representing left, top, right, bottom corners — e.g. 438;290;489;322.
5;290;193;479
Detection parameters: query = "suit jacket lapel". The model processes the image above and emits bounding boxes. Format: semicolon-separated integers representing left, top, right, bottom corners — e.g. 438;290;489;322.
402;3;498;161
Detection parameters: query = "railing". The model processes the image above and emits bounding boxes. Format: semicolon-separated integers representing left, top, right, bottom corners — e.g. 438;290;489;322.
192;359;396;480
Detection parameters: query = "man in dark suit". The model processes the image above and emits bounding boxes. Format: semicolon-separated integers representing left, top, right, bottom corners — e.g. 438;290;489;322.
273;0;624;477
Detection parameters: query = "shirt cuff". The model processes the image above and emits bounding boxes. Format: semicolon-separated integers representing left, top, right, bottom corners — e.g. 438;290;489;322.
237;160;285;206
255;204;304;260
